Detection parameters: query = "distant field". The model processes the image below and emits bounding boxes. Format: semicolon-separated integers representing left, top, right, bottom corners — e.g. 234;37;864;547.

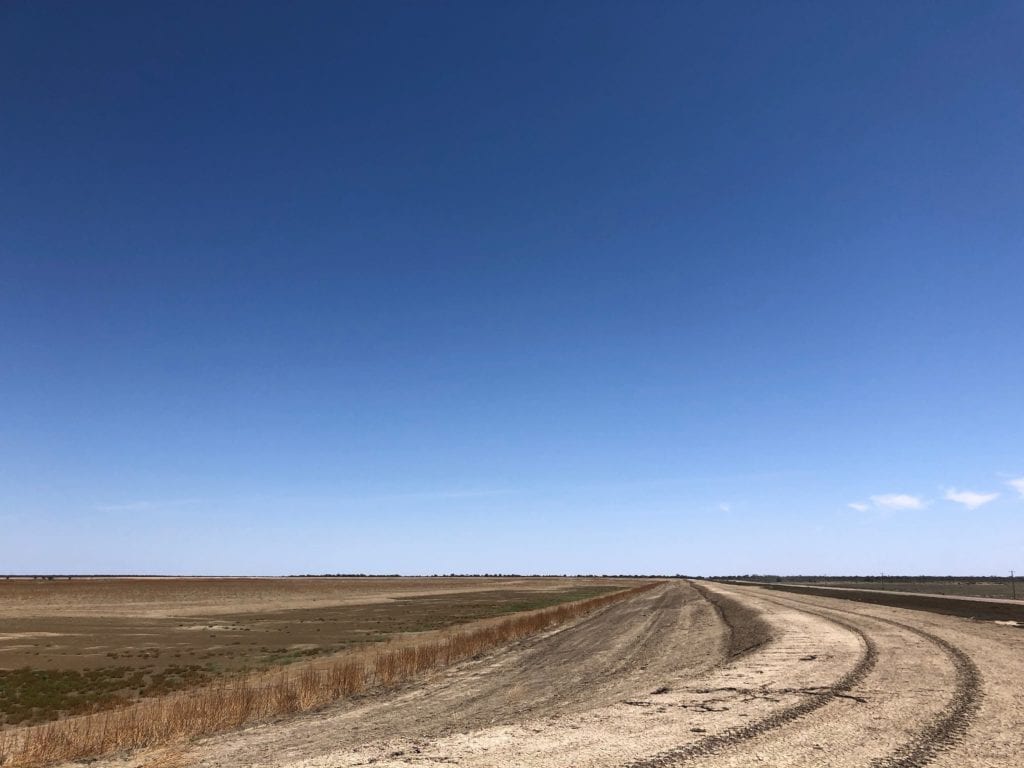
0;577;628;727
789;578;1021;601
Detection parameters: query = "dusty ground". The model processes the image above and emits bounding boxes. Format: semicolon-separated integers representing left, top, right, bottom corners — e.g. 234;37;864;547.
0;578;627;725
86;579;1024;768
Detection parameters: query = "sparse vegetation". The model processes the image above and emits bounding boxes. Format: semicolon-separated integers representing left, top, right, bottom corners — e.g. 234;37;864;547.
0;579;623;731
0;583;655;767
0;665;213;727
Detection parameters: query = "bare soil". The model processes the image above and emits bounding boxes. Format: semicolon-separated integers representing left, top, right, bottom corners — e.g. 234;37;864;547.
0;577;622;619
79;579;1024;768
738;580;1024;622
782;578;1024;601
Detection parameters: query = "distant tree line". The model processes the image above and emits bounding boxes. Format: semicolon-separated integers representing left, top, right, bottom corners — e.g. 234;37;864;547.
3;574;82;580
2;574;197;579
717;574;1014;583
289;573;402;578
289;573;693;578
3;572;697;580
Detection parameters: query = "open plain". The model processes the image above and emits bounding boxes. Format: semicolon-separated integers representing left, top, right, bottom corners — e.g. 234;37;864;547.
0;577;628;727
57;579;1024;768
3;579;1023;767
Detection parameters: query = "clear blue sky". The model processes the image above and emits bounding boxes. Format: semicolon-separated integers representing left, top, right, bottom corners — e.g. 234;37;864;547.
2;2;1022;575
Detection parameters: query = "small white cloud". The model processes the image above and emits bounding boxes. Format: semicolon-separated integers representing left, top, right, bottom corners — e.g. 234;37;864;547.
718;502;731;513
870;493;926;511
847;502;870;512
1007;477;1024;499
944;488;999;510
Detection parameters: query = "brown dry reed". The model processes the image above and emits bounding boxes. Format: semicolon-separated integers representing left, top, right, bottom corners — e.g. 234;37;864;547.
0;582;656;767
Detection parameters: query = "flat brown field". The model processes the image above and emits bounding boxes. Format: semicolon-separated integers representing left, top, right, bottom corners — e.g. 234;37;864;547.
793;578;1022;601
5;580;1024;767
0;576;613;619
0;577;628;726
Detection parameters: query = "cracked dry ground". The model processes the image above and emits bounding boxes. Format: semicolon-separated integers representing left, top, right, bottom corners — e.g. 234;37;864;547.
92;581;1024;768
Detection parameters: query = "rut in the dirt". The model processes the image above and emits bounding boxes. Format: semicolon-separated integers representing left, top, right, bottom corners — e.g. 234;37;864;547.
720;589;984;768
622;603;879;768
865;618;982;768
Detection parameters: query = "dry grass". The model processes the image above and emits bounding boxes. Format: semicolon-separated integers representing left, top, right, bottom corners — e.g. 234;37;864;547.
134;746;188;768
0;583;656;767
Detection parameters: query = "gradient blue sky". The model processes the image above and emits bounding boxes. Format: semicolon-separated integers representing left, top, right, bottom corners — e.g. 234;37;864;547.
2;2;1022;575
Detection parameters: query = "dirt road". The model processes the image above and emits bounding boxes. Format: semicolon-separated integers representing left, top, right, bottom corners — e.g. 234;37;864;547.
91;581;1024;767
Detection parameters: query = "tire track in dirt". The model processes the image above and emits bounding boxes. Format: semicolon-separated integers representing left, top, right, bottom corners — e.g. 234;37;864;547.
294;583;865;768
749;589;984;768
622;597;878;768
866;620;981;767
